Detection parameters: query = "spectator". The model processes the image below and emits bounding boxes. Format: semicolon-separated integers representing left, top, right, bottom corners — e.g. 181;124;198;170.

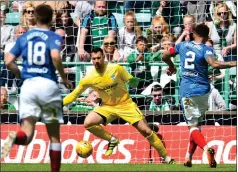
127;36;163;94
180;1;211;24
152;1;183;36
209;0;236;23
0;87;16;110
144;84;178;111
124;1;151;12
55;29;75;94
74;1;93;27
21;2;36;29
78;1;117;61
208;84;226;111
23;1;68;13
4;24;28;57
175;15;195;45
118;11;141;62
102;36;121;62
71;89;101;111
206;3;237;62
147;16;169;52
0;9;15;51
53;8;78;62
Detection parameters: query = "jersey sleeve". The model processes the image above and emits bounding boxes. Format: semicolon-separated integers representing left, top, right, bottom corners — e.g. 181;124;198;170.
49;35;63;51
204;46;215;59
175;42;182;54
117;65;133;82
9;37;21;57
63;78;89;106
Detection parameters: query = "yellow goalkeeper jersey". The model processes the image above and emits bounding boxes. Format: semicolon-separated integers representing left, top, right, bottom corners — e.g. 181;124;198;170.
63;63;134;106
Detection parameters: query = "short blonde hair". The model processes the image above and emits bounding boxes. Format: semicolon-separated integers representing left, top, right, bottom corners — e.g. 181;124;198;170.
161;34;175;43
214;3;233;25
124;11;142;37
152;16;169;35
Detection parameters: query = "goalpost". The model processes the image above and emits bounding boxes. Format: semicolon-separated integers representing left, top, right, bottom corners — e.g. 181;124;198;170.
0;0;237;164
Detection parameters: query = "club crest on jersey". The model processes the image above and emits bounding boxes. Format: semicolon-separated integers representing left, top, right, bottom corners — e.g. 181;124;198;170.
55;40;61;46
111;74;116;80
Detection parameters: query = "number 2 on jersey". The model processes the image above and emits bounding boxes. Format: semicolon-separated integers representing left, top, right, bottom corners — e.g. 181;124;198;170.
184;51;195;69
28;41;46;65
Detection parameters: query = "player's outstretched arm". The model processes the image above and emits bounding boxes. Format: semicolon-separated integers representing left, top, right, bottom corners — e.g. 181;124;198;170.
63;83;87;106
206;56;237;69
117;65;140;88
4;53;21;78
128;77;140;88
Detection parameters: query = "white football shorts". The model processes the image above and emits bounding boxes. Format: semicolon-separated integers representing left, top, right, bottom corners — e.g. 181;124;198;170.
19;77;63;123
181;93;209;126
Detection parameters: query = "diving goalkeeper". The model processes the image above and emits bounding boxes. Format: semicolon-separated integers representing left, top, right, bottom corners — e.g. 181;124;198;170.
63;48;176;164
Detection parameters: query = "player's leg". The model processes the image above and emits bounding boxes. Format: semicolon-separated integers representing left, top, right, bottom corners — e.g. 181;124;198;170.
45;122;61;172
182;96;216;168
84;110;119;156
133;119;175;164
1;117;37;158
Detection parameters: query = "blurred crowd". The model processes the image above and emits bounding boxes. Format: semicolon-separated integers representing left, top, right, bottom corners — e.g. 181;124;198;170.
0;1;237;112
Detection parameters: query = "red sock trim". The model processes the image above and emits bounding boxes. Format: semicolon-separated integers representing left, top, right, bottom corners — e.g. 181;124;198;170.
15;131;27;145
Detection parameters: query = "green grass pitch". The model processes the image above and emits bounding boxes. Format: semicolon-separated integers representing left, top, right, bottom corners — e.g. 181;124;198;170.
1;164;236;171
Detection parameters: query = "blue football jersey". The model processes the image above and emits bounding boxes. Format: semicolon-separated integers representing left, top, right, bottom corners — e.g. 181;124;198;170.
175;41;215;97
10;28;63;82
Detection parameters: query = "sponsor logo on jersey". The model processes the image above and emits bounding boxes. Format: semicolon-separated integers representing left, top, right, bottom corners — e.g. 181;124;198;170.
206;50;213;55
27;67;48;73
111;74;116;80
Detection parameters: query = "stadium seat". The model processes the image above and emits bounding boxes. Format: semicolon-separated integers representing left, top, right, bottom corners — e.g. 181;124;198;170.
5;12;21;25
112;13;124;29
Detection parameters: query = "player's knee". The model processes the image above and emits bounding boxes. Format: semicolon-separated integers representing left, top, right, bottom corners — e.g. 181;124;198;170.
49;137;60;143
139;126;153;137
84;120;93;129
25;135;34;145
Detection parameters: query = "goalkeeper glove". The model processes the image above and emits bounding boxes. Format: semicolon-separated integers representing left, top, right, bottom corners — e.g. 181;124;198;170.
128;77;140;88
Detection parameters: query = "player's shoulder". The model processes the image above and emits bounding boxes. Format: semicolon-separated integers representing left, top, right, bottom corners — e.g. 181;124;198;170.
107;63;120;69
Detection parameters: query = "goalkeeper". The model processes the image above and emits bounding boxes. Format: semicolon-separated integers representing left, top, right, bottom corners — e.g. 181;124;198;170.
64;48;176;164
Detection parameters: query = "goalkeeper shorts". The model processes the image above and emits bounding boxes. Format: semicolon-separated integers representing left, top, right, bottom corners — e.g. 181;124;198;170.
93;101;144;125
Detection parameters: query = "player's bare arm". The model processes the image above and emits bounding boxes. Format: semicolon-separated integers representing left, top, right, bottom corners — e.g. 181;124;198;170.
206;56;237;69
51;49;73;89
4;53;21;78
162;48;177;76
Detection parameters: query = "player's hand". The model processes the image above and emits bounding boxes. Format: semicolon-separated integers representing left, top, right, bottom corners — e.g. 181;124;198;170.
166;66;177;76
62;79;73;89
128;77;140;88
